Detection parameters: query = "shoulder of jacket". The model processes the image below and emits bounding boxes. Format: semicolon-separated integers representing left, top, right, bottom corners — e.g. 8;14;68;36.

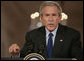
26;26;45;34
59;24;80;34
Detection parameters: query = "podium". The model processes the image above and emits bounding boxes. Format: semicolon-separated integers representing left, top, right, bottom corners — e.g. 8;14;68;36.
1;57;73;60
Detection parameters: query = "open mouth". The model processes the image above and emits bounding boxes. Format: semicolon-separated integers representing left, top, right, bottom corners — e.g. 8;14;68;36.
48;24;54;27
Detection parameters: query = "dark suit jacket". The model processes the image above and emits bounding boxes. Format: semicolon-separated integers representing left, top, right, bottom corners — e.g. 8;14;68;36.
20;24;83;60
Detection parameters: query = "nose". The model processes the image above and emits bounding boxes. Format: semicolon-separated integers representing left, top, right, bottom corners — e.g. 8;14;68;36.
49;15;53;21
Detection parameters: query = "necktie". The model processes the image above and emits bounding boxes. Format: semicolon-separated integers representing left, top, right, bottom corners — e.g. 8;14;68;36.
47;33;53;58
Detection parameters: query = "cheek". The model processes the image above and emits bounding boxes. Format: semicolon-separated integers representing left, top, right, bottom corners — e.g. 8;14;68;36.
54;18;61;23
41;18;48;24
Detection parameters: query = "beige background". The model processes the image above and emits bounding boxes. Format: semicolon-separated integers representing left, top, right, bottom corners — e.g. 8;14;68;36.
1;1;83;57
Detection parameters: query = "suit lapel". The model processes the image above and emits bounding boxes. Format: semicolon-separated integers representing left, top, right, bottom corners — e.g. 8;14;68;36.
53;24;65;57
38;26;47;58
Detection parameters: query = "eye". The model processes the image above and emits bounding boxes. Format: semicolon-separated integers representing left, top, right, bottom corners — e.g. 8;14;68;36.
52;14;56;16
45;14;49;16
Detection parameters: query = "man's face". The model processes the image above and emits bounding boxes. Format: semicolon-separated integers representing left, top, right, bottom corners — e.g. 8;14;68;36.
40;6;61;32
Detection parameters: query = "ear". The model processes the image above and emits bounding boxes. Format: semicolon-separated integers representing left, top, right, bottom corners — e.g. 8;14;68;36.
58;14;62;23
40;16;42;22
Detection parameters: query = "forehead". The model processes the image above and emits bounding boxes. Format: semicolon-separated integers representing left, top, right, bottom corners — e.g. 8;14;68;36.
43;6;58;13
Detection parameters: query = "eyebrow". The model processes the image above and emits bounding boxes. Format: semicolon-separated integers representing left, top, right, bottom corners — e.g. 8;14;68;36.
45;13;57;16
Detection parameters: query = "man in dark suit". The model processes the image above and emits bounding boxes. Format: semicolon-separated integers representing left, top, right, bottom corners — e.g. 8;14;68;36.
9;1;83;60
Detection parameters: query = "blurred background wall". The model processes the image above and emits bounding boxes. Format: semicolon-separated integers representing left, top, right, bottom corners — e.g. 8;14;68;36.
1;1;83;57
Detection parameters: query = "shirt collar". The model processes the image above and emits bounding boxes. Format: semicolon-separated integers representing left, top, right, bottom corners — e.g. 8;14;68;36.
45;25;59;37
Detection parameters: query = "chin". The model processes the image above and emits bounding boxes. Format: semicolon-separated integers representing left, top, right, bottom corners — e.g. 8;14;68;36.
47;27;55;32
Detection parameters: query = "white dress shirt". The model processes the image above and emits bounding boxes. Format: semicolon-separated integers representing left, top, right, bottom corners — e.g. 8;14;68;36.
45;25;58;46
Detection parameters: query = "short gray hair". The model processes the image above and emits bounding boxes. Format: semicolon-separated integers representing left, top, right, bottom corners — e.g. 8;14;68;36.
39;1;62;16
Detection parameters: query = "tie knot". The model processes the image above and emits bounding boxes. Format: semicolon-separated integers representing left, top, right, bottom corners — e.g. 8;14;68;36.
49;33;53;37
